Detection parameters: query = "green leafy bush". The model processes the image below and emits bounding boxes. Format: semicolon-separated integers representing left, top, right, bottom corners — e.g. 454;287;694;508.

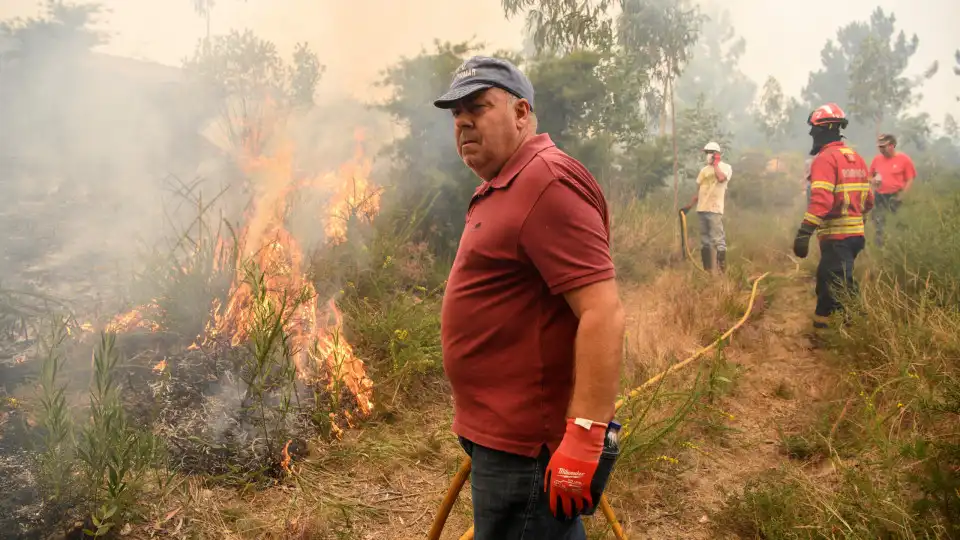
876;172;960;301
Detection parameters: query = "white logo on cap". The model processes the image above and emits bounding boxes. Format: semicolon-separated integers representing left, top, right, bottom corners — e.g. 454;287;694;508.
453;68;476;82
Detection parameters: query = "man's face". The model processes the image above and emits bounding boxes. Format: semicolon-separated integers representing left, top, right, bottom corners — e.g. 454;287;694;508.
450;88;531;181
705;151;718;164
878;142;895;158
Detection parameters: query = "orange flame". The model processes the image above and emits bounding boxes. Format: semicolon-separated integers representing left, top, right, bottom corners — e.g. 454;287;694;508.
105;301;163;333
322;128;380;244
280;439;293;473
203;120;376;416
103;106;376;422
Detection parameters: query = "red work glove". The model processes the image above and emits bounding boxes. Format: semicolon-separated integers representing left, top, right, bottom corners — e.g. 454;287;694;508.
713;153;722;166
544;418;607;518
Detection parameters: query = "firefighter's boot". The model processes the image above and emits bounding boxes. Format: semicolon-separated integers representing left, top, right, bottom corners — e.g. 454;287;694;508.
717;251;727;274
700;247;713;272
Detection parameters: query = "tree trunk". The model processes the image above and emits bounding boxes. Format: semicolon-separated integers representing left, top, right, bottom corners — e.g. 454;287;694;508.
660;76;669;136
671;75;680;212
205;6;211;47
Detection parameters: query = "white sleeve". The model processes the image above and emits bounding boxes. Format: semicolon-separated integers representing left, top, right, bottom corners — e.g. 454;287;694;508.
721;162;733;180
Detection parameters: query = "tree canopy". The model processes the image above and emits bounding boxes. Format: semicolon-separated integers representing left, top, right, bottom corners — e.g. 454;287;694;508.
802;8;937;148
0;0;105;58
501;0;615;54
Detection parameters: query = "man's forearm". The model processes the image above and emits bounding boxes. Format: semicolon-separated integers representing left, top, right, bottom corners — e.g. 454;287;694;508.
566;306;625;422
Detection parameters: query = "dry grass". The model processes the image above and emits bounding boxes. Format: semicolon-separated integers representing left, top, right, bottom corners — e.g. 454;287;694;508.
714;213;960;539
22;171;956;539
623;270;743;380
128;393;467;539
127;246;782;539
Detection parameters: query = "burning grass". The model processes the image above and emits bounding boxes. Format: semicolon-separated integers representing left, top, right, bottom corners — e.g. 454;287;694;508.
0;101;399;536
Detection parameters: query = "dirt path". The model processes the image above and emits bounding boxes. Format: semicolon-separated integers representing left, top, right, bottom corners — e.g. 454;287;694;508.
615;272;838;539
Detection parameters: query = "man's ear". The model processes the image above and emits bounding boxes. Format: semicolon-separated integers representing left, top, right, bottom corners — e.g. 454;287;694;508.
514;99;531;127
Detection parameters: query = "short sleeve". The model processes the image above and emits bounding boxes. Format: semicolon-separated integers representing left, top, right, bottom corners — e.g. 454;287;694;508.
721;162;733;181
519;179;615;296
905;155;917;179
696;167;707;185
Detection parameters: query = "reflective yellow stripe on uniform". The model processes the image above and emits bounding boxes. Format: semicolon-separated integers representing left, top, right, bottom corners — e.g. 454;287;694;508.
803;212;823;225
818;215;864;237
823;216;864;226
818;224;865;236
834;182;870;193
810;180;834;191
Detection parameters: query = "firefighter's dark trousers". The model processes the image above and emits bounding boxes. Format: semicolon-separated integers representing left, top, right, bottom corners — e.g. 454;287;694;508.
815;236;865;325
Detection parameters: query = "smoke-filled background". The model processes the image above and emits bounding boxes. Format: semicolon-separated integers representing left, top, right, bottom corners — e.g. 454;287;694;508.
1;1;960;538
1;0;958;298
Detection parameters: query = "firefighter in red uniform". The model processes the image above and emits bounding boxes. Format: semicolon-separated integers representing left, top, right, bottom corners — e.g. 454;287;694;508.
792;103;874;329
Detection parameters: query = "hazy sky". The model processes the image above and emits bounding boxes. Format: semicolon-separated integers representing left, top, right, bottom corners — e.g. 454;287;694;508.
2;0;958;120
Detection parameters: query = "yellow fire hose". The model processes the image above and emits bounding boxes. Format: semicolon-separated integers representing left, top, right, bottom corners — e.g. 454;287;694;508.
679;209;706;273
428;271;770;539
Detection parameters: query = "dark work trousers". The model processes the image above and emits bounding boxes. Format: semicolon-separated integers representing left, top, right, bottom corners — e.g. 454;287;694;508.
815;236;865;325
459;437;587;540
872;192;901;245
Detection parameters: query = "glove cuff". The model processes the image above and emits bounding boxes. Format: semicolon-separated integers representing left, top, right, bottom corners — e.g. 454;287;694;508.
798;222;817;235
556;418;606;462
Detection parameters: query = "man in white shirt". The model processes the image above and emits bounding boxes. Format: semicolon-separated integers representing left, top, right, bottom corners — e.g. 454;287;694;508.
681;141;734;273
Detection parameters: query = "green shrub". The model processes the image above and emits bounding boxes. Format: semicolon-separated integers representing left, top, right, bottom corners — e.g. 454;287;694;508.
130;180;236;339
714;465;926;540
310;202;447;404
76;332;163;535
35;315;74;501
876;174;960;301
235;262;309;456
340;287;443;395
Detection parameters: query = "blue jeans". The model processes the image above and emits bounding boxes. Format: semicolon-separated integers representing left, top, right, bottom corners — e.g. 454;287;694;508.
460;437;587;540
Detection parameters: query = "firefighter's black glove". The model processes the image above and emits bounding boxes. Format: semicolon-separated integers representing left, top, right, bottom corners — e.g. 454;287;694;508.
793;222;817;259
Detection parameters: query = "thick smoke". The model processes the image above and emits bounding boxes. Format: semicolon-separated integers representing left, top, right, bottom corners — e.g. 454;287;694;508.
0;49;186;300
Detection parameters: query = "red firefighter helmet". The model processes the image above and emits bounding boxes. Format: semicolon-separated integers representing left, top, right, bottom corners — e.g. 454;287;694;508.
808;102;849;129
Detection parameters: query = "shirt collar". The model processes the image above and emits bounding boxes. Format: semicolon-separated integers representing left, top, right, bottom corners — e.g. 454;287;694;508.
472;133;556;197
820;141;846;152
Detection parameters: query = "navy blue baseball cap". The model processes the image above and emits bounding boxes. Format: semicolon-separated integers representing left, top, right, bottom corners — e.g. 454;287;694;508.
433;56;535;111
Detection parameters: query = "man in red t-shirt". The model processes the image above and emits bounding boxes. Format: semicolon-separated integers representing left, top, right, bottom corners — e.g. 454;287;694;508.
433;56;625;539
868;133;916;243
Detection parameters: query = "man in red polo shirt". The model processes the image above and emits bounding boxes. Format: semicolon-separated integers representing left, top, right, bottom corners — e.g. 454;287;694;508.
869;133;916;243
434;56;625;539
